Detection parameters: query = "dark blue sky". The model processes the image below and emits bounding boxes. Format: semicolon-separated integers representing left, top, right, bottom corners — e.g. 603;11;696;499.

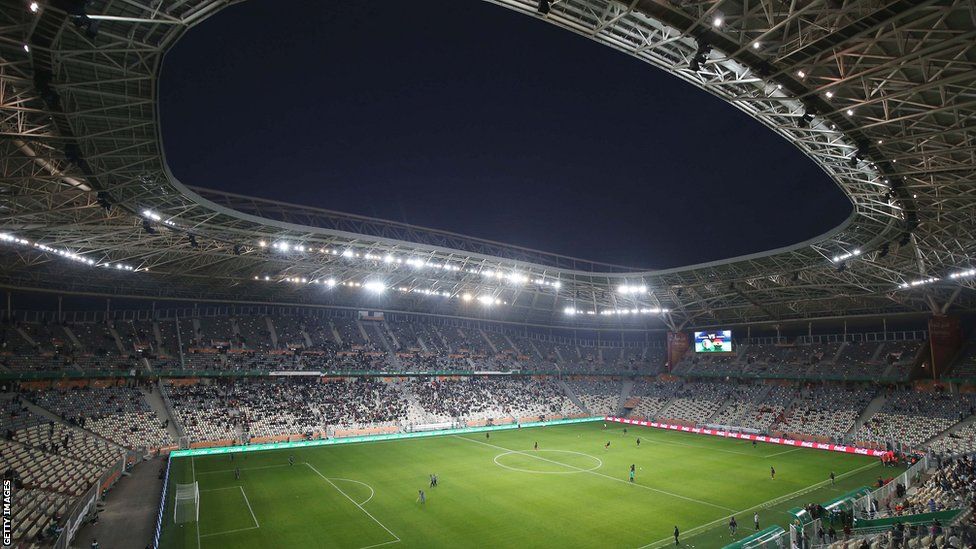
159;0;850;269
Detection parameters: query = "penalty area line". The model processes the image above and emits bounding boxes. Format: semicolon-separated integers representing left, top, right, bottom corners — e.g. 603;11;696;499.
304;463;400;548
196;463;296;475
199;525;259;538
240;486;259;528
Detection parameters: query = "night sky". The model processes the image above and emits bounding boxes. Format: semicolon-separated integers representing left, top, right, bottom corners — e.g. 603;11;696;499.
159;0;851;270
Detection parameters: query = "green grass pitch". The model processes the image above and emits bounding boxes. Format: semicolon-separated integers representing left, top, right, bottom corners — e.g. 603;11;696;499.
159;422;883;548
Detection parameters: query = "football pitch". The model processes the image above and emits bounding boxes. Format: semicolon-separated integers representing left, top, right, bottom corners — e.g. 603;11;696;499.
159;421;883;548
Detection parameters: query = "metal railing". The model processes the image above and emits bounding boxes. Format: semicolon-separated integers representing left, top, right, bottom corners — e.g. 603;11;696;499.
853;455;929;520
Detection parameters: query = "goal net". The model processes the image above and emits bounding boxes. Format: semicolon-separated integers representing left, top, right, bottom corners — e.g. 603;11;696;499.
173;482;200;524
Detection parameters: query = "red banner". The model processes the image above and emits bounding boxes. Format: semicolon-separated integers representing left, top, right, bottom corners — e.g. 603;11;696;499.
604;416;886;457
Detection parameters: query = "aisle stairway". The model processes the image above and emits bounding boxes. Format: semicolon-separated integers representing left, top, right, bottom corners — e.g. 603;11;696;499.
617;380;635;417
144;385;181;443
557;380;589;415
847;393;887;437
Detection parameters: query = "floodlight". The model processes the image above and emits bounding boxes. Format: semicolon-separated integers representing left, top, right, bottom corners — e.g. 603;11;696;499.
364;281;386;293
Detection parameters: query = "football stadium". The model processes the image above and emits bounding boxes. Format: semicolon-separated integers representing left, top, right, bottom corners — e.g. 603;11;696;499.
2;0;976;548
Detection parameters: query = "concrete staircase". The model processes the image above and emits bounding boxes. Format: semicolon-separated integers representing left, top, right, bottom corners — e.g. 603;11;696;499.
480;329;498;354
431;326;451;352
151;322;164;354
265;317;279;348
63;326;84;350
14;326;36;348
22;397;127;451
617;379;635;416
504;334;520;355
525;339;544;360
557;380;589;415
383;323;400;350
869;342;886;363
143;385;182;443
356;320;370;344
107;323;126;354
831;342;848;364
366;323;394;353
848;393;887;437
922;413;976;448
330;321;343;346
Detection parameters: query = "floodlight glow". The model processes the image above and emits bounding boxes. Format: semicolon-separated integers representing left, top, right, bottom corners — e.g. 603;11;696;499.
23;44;29;53
325;278;336;287
752;41;760;49
477;295;499;306
898;277;939;289
712;16;722;27
29;2;39;13
364;281;386;293
825;91;833;98
258;240;267;247
617;284;648;294
948;269;976;280
831;249;861;263
462;293;473;301
797;70;806;78
846;109;854;116
564;307;576;315
342;249;354;258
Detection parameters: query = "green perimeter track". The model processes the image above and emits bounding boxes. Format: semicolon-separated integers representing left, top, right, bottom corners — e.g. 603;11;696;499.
160;422;886;548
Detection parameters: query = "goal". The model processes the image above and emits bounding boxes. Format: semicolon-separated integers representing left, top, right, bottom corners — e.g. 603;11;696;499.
173;482;200;524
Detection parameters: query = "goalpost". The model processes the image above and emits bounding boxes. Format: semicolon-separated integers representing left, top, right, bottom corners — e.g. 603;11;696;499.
174;482;200;524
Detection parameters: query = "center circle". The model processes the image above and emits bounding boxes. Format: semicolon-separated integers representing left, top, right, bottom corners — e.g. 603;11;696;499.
493;449;603;474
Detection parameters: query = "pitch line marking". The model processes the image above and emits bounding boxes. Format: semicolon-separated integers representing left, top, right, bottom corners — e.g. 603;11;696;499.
635;459;882;548
358;540;401;549
493;449;603;474
304;463;401;547
454;435;736;513
638;432;797;459
767;448;803;457
197;463;294;475
199;486;241;493
240;486;260;528
200;525;260;538
191;456;201;549
328;477;376;506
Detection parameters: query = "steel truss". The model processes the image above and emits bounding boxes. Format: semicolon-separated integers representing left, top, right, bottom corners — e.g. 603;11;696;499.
1;0;975;330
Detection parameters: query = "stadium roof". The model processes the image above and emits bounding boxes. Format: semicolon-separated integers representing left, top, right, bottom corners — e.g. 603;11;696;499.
1;0;975;330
